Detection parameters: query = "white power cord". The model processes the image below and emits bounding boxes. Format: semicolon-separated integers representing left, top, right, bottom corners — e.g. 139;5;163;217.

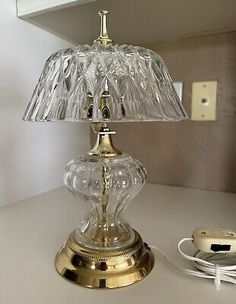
150;237;236;289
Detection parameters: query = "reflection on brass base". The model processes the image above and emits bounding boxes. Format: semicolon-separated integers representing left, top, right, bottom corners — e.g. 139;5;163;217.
55;230;155;289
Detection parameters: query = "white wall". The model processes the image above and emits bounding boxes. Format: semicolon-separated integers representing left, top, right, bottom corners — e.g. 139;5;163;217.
0;0;89;207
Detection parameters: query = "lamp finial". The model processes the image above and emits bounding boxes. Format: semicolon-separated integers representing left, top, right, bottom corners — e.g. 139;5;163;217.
94;10;114;45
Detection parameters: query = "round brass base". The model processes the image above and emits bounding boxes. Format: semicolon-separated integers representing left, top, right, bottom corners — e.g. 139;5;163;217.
55;230;155;289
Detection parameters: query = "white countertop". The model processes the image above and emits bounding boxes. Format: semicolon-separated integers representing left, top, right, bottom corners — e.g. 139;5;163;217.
1;184;236;304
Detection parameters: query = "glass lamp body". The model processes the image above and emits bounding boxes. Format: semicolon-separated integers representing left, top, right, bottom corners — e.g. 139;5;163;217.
64;153;147;250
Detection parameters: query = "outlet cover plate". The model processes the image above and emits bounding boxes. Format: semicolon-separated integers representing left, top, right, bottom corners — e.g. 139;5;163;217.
191;81;217;121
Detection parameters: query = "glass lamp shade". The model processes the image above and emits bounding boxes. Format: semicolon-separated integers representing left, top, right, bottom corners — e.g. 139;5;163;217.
23;43;188;122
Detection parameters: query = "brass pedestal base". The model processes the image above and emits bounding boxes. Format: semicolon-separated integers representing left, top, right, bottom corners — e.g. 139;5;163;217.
55;230;154;289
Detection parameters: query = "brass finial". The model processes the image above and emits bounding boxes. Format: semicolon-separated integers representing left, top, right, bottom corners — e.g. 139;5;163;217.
94;10;114;46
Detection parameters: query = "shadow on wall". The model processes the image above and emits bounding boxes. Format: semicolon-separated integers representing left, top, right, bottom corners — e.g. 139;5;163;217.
91;32;236;193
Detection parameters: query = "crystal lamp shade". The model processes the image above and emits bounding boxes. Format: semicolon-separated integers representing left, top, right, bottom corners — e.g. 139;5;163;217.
64;153;147;249
23;43;188;122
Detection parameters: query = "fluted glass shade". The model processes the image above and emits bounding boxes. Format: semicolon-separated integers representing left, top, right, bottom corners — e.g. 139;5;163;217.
23;43;188;122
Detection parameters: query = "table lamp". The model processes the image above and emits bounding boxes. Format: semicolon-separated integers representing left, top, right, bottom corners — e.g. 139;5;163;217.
23;10;188;289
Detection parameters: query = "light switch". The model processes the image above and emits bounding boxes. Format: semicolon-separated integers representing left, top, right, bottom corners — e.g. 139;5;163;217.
191;81;217;121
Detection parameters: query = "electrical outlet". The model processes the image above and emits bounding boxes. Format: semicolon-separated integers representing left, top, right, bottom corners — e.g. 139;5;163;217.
191;81;217;121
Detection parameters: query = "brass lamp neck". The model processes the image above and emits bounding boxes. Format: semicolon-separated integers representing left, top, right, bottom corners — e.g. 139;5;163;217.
94;10;114;46
89;126;121;158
